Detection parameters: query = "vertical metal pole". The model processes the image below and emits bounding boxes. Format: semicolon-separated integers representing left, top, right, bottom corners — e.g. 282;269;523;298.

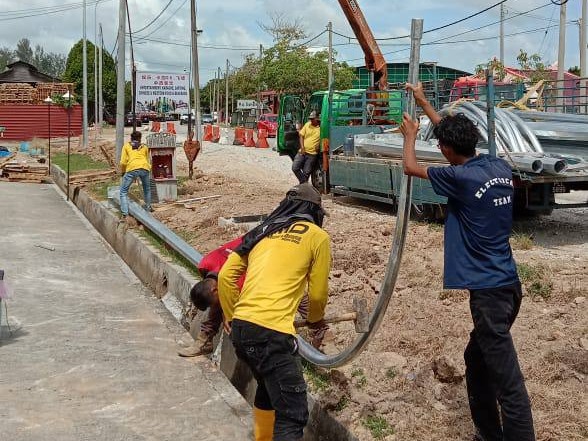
216;66;221;121
406;20;423;117
486;68;497;157
225;58;229;126
211;71;216;118
94;2;98;132
581;0;587;114
190;0;202;143
557;1;567;111
327;21;333;89
98;24;103;126
67;93;71;201
257;44;262;119
48;102;51;171
500;3;505;66
82;0;88;148
115;0;126;162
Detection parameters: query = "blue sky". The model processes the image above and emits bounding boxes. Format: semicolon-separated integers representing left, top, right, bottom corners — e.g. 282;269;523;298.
0;0;583;85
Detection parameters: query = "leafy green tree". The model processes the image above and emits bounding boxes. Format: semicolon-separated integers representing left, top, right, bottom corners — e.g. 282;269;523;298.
32;45;66;78
62;39;117;120
475;57;506;81
568;66;580;76
516;49;549;82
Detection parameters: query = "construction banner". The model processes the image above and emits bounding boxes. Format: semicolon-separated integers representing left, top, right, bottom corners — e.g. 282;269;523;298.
136;71;190;114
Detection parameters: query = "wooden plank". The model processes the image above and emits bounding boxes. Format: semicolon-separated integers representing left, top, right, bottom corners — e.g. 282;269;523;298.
99;145;116;167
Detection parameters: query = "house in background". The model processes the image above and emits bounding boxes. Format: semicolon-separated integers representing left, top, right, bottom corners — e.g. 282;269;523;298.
0;60;81;141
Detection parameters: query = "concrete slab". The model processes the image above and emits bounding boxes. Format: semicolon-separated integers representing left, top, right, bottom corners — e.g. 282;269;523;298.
0;182;251;441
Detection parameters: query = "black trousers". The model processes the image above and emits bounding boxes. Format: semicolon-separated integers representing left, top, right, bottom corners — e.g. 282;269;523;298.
231;319;308;441
465;282;535;441
291;153;318;184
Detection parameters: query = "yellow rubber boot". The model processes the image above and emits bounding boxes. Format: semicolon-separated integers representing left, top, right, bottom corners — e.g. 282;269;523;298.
253;406;275;441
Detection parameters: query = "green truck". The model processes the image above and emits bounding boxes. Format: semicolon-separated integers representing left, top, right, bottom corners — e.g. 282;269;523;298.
277;87;588;217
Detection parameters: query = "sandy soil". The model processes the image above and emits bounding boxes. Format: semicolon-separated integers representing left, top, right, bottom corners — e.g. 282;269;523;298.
52;128;588;440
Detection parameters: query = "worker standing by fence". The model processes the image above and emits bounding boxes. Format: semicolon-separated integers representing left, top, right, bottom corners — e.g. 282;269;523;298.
400;82;535;441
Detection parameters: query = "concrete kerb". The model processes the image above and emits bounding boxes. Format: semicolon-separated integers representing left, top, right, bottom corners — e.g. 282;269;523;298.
50;164;359;441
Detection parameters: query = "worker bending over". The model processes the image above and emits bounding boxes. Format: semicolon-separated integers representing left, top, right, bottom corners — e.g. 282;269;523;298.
400;82;535;441
219;183;331;441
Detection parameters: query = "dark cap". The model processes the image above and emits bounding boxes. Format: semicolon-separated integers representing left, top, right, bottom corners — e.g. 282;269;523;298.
287;182;321;206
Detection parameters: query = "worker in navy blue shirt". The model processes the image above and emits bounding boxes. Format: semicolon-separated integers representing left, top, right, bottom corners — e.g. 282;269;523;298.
400;82;535;441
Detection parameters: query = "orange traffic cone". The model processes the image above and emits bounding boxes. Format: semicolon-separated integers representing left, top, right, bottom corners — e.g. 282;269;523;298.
256;129;270;148
203;124;213;141
151;121;161;132
244;128;256;147
211;125;221;143
166;122;177;134
233;127;246;145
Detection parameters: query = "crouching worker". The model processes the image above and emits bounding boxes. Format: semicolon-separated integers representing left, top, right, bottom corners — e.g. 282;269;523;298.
178;237;244;357
218;183;331;441
119;131;152;218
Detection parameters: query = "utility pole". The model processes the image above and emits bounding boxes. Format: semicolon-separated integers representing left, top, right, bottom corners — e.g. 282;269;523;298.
216;66;221;121
257;44;263;119
190;0;202;143
581;0;587;113
94;2;98;135
115;0;126;162
499;4;505;66
328;21;333;89
212;70;216;118
557;0;567;111
82;0;88;148
225;59;229;126
98;24;103;126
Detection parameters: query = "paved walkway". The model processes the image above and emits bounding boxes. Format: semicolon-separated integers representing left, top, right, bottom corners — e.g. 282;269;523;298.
0;183;251;440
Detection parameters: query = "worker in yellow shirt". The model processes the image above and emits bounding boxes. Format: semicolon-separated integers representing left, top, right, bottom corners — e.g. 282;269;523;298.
119;131;151;218
218;183;331;441
292;111;321;184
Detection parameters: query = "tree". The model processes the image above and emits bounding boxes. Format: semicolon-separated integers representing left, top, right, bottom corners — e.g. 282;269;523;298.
32;44;66;78
62;39;117;121
516;49;549;82
0;47;14;72
15;38;33;63
475;57;506;81
568;66;580;76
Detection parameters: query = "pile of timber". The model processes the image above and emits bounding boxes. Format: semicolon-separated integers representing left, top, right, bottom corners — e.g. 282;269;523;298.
0;82;74;105
69;169;117;186
154;195;222;212
0;156;49;183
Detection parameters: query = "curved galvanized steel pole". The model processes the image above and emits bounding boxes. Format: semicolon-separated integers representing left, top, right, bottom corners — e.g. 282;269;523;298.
297;19;423;368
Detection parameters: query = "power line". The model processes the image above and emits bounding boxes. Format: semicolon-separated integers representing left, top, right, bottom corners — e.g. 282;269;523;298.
130;35;258;50
333;0;508;41
0;0;113;21
132;0;175;34
133;0;188;40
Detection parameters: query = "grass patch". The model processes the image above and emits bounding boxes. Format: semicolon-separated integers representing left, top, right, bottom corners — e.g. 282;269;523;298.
362;415;395;440
86;177;119;200
334;395;350;412
517;262;553;300
511;232;534;250
137;228;200;278
385;367;397;380
351;367;367;388
52;153;109;173
302;360;330;392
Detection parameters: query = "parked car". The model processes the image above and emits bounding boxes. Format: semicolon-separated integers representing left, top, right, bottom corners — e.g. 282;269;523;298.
201;113;214;124
257;113;278;137
179;112;194;125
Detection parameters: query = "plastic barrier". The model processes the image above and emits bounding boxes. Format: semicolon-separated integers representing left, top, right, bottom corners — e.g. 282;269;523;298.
211;125;221;143
203;124;213;141
256;129;270;148
151;121;161;132
244;128;256;147
233;127;246;145
166;122;176;135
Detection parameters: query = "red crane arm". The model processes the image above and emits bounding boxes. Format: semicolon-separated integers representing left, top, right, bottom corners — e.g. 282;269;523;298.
337;0;388;90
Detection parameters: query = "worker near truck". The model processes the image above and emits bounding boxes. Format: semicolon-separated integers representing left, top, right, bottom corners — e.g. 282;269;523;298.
119;131;152;219
292;111;321;184
400;82;535;441
218;183;331;441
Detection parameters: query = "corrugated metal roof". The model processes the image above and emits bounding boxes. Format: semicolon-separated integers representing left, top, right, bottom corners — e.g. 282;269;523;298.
0;104;82;140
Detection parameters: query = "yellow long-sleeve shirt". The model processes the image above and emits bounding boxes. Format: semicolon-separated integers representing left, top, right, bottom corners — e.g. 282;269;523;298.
218;221;331;336
120;142;151;173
